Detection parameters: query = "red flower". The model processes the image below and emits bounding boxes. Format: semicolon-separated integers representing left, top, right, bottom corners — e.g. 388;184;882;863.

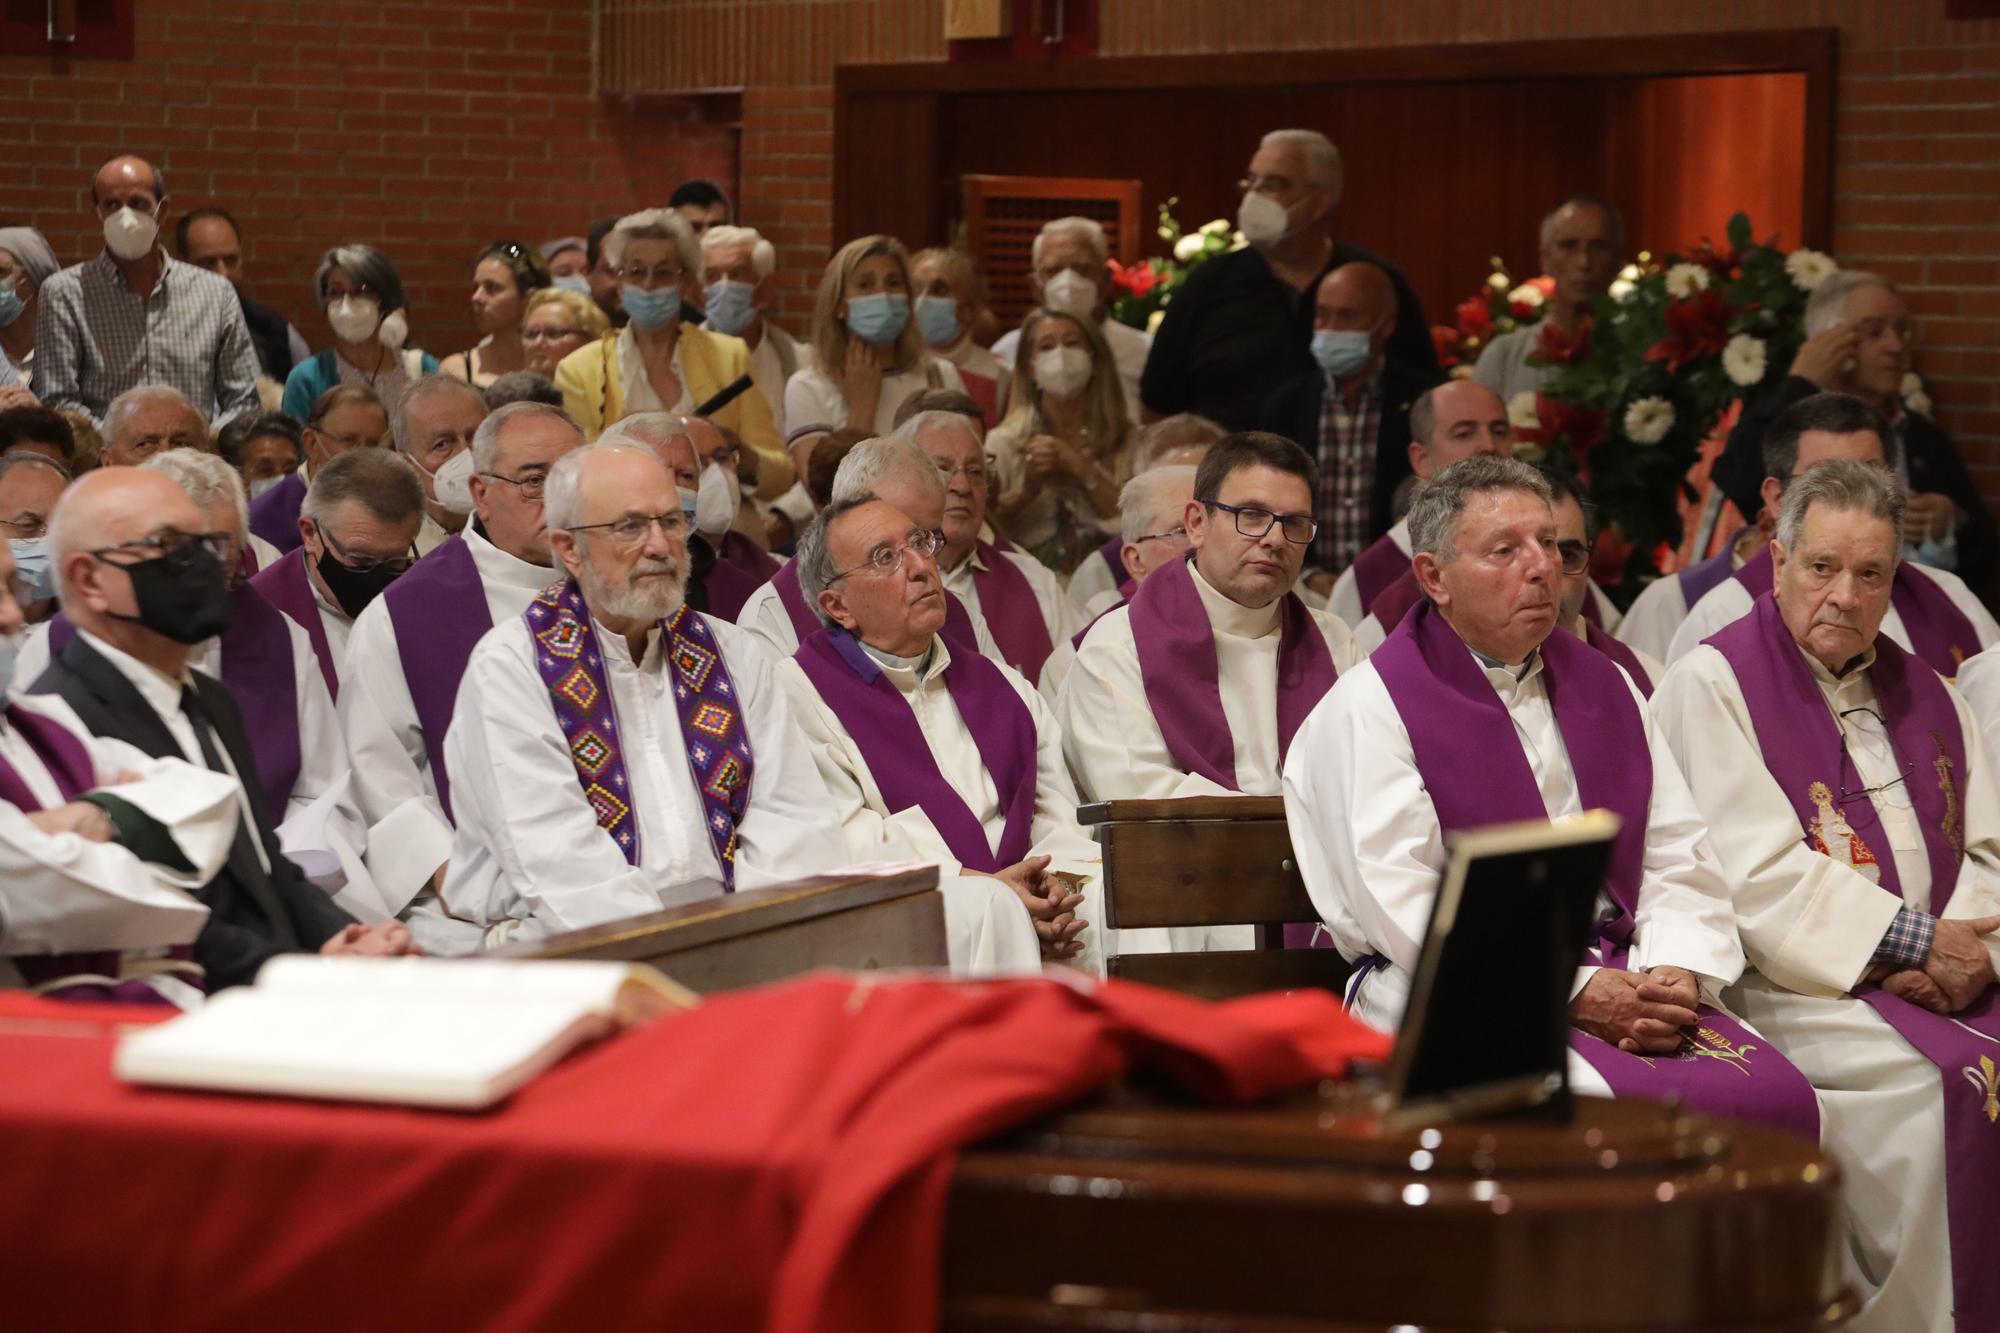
1455;296;1492;341
1534;317;1592;366
1690;237;1740;279
1509;298;1540;321
1590;526;1635;587
1644;288;1731;374
1108;258;1158;299
1521;395;1607;480
1531;275;1556;299
1431;325;1462;369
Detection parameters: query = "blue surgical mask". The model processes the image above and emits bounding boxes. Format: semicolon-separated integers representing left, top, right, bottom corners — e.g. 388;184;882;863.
9;537;53;603
0;630;17;696
914;294;961;348
0;281;22;330
704;279;758;337
1311;328;1373;381
551;273;591;296
621;284;682;332
844;292;910;347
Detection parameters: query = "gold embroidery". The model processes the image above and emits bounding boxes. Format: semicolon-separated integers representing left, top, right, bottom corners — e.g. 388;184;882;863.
1933;730;1964;858
1685;1025;1758;1078
1962;1054;2000;1125
1806;781;1881;883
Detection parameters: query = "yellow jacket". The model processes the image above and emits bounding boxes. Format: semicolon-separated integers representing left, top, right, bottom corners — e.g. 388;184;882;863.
554;324;794;498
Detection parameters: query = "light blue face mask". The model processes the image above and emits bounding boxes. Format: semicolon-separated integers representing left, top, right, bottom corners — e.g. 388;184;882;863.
551;273;591;297
1310;328;1373;381
9;537;53;603
914;294;961;348
844;292;910;347
0;630;17;696
0;281;22;330
621;283;682;332
704;279;758;337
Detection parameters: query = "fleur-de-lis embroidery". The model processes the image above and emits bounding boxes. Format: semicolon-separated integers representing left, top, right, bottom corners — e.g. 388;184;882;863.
1962;1054;2000;1125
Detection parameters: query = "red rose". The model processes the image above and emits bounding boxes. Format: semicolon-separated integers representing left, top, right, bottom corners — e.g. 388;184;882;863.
1644;288;1731;374
1455;297;1492;340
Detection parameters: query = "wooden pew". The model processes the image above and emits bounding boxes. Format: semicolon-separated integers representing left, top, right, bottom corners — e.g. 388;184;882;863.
487;866;947;993
1080;796;1350;1001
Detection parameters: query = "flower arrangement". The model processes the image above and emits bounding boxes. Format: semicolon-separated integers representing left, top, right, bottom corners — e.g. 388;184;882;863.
1106;200;1244;333
1432;262;1559;371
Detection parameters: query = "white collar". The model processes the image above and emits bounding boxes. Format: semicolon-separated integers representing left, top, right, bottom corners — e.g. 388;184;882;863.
1190;561;1281;639
465;522;555;591
860;634;947;688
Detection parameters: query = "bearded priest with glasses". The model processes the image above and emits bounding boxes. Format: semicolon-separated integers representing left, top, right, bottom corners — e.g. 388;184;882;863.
440;441;844;949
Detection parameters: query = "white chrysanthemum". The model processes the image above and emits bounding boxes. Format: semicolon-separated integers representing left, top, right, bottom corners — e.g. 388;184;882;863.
1608;278;1636;303
1488;271;1510;291
1174;234;1206;262
1617;263;1642;283
1664;264;1710;299
1507;390;1541;431
1507;283;1545;310
1722;334;1768;387
1623;396;1675;446
1784;247;1838;292
1201;219;1232;236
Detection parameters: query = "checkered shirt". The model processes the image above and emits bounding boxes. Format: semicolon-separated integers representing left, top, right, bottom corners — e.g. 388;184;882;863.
1314;372;1380;572
1873;906;1937;969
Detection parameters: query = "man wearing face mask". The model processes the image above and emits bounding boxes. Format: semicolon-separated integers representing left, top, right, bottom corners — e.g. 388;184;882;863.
252;449;425;699
31;468;416;990
1141;131;1435;431
700;225;800;434
395;374;487;555
602;413;776;621
340;402;584;953
0;453;71;625
33;156;260;430
991;219;1147;424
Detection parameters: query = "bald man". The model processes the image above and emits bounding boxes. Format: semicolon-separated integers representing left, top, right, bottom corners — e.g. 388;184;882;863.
33;155;259;427
31;468;413;989
1262;261;1440;599
99;385;283;573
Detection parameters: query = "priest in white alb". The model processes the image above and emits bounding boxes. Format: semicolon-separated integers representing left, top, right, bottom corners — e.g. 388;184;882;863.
442;441;845;948
778;495;1093;975
1285;461;1820;1143
1655;458;2000;1333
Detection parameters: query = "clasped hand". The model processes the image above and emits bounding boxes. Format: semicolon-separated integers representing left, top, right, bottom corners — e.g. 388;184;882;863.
1877;913;2000;1015
1570;965;1700;1054
990;853;1088;961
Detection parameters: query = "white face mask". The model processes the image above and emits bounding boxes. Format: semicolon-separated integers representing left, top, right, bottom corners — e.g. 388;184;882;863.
1032;345;1093;400
430;447;476;515
1236;190;1293;249
327;294;382;345
1042;269;1099;319
102;205;160;261
695;458;739;536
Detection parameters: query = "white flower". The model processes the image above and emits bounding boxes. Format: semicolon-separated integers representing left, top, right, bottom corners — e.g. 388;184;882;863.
1228;231;1247;251
1901;371;1924;397
1157;224;1174;243
1664;264;1710;299
1173;234;1206;262
1488;271;1510;291
1507;390;1541;431
1201;219;1231;236
1623;396;1675;446
1507;282;1545;309
1906;390;1933;418
1722;334;1768;387
1608;278;1636;303
1784;247;1838;292
1617;263;1642;283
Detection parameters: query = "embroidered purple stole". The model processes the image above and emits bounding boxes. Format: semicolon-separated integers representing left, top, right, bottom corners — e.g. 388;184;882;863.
773;560;983;656
523;580;754;886
1711;594;1999;1322
382;535;496;821
250;547;339;701
794;627;1036;873
1675;547;1735;609
1375;601;1820;1139
969;542;1055;685
0;705;192;1004
1070;581;1136;650
1583;621;1653;698
1093;535;1124;588
247;469;307;554
1733;545;1980;679
1348;532;1407;610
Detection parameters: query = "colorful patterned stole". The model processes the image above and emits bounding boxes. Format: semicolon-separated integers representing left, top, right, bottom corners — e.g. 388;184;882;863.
524;579;754;886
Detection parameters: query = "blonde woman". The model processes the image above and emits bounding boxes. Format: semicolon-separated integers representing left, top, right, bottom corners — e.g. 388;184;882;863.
785;234;964;437
519;287;607;377
987;307;1134;574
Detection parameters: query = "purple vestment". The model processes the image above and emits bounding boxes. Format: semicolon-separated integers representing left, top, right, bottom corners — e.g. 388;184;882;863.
381;535;494;821
247;470;307;554
250;547;339;701
969;542;1055;685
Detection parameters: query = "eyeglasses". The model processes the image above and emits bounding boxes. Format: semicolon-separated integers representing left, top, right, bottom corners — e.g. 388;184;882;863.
1206;500;1317;545
935;458;988;488
88;529;232;564
829;528;945;582
1133;525;1189;547
1835;707;1916;806
568;511;689;548
1556;539;1591;576
323;283;378;302
0;513;48;540
621;264;684;286
317;524;416;576
522;324;582;343
479;469;549;500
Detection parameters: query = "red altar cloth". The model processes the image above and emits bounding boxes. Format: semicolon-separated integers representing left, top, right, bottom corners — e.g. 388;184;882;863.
0;971;1387;1332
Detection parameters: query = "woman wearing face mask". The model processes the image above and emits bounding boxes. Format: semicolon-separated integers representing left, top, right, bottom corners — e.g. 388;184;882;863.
786;234;965;438
281;244;439;424
518;288;607;378
539;236;591;293
0;229;58;388
988;307;1133;575
552;209;793;498
439;242;550;388
910;247;1007;427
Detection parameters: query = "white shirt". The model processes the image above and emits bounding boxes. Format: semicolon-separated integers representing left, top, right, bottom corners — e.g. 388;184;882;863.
994;316;1150;424
1615;558;1708;661
1665;559;1999;665
1327;518;1409;628
442;610;846;948
747;326;790;434
1285;644;1743;1034
1956;643;2000;764
614;326;692;417
783;358;966;439
414;511;460;557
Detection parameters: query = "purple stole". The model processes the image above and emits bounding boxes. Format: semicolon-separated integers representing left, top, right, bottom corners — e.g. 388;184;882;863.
1733;546;1980;679
1711;594;2000;1324
1070;580;1136;650
48;591;301;819
382;535;497;822
1675;547;1735;609
247;469;307;554
1374;602;1820;1140
702;531;781;623
1093;535;1124;588
773;560;983;656
1583;621;1653;698
1348;532;1407;610
970;542;1055;685
250;547;340;701
523;580;753;886
1367;567;1425;636
794;627;1036;873
0;706;191;1004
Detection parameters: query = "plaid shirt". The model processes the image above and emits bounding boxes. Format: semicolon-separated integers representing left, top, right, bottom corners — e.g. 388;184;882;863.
1314;371;1380;572
31;251;259;427
1873;905;1937;970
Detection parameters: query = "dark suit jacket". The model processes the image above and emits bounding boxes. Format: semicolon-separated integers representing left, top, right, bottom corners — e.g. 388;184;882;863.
1260;357;1438;565
30;633;353;989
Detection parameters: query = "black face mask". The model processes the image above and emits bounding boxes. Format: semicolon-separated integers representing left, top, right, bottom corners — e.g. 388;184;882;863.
107;541;234;645
314;544;404;619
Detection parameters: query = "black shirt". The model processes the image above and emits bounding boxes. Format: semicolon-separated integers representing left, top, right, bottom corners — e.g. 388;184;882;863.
1139;240;1438;430
238;294;297;382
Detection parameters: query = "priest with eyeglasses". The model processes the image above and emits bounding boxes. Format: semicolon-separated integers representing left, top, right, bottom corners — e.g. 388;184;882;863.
440;440;843;949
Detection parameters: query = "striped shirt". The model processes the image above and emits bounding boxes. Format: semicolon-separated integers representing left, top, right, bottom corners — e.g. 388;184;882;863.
31;251;259;427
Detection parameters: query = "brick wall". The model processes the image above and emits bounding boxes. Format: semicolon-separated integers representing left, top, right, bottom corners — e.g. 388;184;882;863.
0;0;737;360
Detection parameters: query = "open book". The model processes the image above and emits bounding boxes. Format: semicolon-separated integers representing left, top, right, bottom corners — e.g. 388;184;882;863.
113;956;696;1110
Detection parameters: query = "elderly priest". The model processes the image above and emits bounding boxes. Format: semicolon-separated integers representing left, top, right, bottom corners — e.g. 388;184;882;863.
441;441;845;949
780;496;1092;975
1655;458;2000;1333
1284;458;1819;1134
